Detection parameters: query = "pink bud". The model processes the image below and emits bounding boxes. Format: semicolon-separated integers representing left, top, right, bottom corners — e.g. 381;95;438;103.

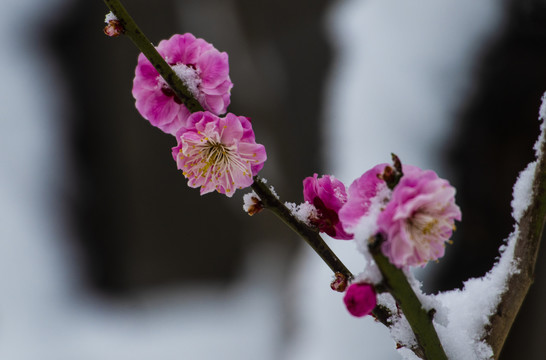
302;174;352;240
104;20;124;37
343;283;377;317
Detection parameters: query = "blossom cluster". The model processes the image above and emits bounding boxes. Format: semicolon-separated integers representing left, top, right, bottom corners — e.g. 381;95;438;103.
130;32;461;319
132;33;266;196
302;162;461;316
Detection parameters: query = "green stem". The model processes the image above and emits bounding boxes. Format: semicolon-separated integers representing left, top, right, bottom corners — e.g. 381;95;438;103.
370;237;448;359
103;0;203;112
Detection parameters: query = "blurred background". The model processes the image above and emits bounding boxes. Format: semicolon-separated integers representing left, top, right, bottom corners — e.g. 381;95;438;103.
1;0;545;358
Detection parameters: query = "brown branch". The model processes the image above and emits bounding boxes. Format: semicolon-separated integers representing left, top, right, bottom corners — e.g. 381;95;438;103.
485;123;546;358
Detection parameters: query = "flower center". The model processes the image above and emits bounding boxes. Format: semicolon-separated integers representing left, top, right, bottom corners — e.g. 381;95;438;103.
188;137;248;182
407;211;440;245
202;141;230;172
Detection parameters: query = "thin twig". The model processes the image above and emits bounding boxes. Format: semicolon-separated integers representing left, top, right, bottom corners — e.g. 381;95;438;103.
251;178;352;278
103;0;203;112
250;177;394;328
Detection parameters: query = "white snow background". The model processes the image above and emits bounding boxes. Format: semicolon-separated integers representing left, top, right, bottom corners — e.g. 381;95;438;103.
0;0;527;359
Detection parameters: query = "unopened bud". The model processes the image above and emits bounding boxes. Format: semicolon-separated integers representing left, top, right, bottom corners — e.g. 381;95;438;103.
378;154;404;190
104;12;123;37
343;282;377;317
330;272;348;292
378;165;394;183
243;191;263;216
104;20;124;37
391;153;402;174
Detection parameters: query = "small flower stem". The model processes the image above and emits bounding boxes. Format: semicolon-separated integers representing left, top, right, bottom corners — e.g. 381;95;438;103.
251;177;352;279
103;0;203;112
370;237;448;360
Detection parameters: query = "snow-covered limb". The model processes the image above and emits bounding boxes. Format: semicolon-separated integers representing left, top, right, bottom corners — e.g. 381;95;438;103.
405;96;546;360
483;95;546;358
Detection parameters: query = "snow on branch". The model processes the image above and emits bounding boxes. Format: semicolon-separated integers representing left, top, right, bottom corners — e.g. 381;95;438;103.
481;91;546;358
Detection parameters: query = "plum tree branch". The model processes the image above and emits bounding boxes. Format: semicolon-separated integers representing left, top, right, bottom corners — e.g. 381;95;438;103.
484;122;546;359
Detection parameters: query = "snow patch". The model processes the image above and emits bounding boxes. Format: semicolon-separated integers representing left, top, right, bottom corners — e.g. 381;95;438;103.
157;64;202;100
104;11;118;23
171;64;202;99
539;92;546;121
285;201;317;226
349;185;392;284
426;228;518;360
242;190;260;213
511;161;536;222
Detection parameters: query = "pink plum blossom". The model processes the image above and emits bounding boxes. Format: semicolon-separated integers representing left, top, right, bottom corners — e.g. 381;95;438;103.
377;166;461;268
338;163;389;230
172;111;266;197
343;283;377;317
133;33;233;135
303;174;353;240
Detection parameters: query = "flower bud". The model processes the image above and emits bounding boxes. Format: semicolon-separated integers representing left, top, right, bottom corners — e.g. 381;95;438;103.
104;20;124;37
343;282;377;317
104;12;123;37
243;192;264;216
303;174;352;240
330;272;348;292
